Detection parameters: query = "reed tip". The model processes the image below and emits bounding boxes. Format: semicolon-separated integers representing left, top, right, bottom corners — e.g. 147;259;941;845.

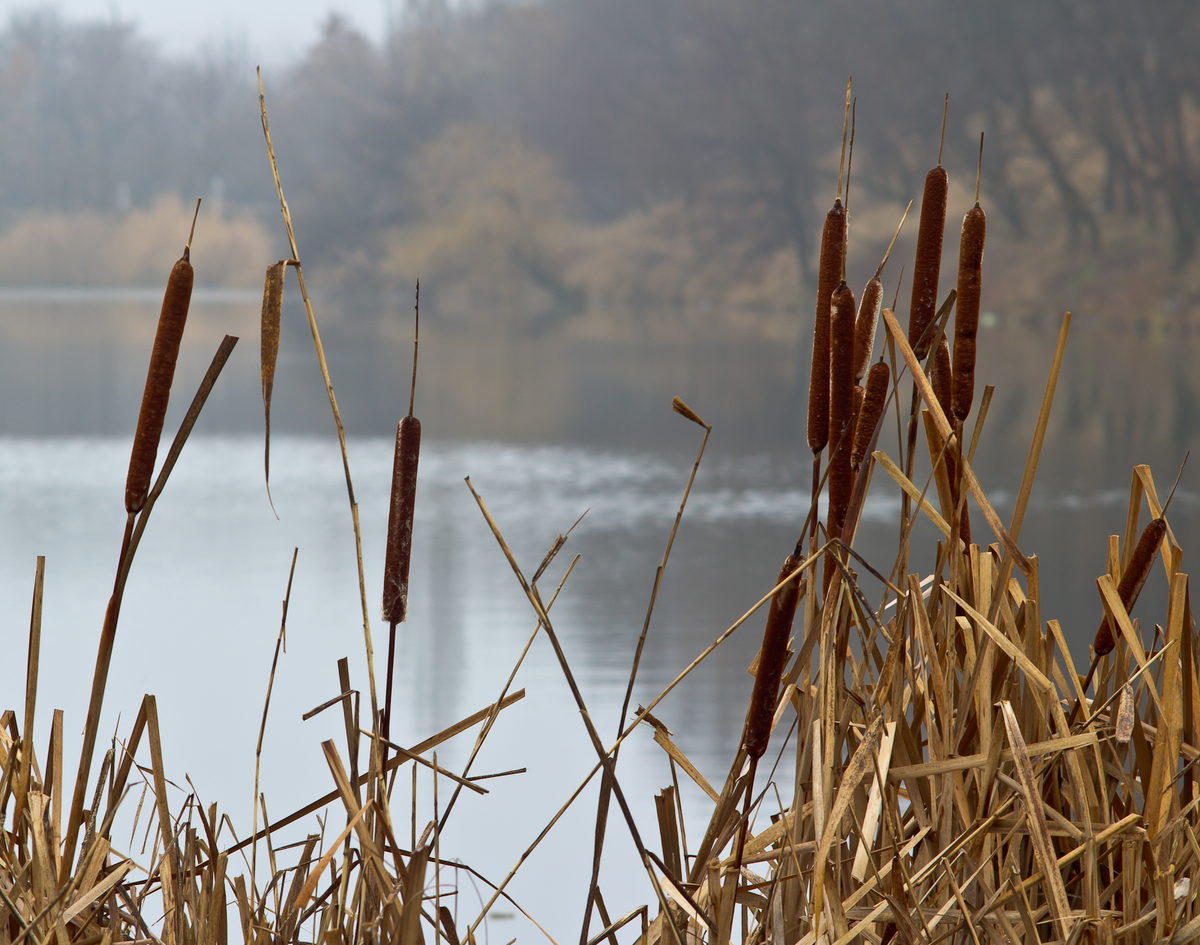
185;198;201;255
671;396;709;430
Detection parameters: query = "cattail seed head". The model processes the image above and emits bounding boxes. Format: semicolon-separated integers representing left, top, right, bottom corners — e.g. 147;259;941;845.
853;277;882;385
125;249;193;514
952;204;986;422
909;166;948;360
931;334;952;420
383;415;422;624
825;281;856;595
808;201;846;454
744;552;804;759
852;361;889;473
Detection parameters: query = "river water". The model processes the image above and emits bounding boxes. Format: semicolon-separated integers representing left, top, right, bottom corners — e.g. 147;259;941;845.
1;294;1199;941
1;431;1196;942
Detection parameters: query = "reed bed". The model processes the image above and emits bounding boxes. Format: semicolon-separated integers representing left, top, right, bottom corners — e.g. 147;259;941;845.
2;82;1199;945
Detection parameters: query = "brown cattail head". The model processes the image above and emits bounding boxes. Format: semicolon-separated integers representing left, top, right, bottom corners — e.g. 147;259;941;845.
850;384;865;458
852;360;889;473
828;282;856;509
951;203;986;422
853;276;882;384
744;552;804;759
908;166;949;359
125;248;194;514
825;281;856;594
383;415;422;624
808;200;847;453
930;334;952;420
1093;516;1167;655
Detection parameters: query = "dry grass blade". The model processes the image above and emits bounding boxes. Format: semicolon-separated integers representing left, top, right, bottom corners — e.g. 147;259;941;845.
999;701;1073;940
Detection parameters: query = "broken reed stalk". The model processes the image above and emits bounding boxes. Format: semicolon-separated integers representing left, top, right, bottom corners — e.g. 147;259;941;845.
464;478;687;945
580;398;711;945
251;548;299;912
257;69;381;745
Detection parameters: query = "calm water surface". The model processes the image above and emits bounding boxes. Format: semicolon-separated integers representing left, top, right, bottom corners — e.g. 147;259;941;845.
0;432;1196;940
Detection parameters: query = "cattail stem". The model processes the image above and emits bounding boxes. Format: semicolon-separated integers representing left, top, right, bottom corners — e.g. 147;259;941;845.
408;281;419;419
382;618;398;774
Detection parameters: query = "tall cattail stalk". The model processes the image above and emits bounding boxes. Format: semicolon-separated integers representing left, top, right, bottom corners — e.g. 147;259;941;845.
125;202;199;515
908;96;950;361
807;80;851;548
383;284;423;752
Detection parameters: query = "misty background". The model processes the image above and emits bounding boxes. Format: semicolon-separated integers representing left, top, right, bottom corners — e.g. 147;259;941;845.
1;4;1200;936
0;2;1195;449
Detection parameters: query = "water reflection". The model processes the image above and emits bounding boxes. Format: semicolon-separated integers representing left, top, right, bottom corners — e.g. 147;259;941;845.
1;433;1196;938
1;294;1200;938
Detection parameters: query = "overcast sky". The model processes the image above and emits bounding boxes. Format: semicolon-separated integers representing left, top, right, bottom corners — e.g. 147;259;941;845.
0;0;394;62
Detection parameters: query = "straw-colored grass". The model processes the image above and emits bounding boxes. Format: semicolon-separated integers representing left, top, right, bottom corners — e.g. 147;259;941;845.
2;83;1198;945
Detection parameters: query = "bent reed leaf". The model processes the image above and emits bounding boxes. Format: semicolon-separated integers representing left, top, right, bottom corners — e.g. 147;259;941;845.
261;260;286;505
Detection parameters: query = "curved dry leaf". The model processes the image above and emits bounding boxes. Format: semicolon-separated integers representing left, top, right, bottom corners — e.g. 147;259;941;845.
261;261;285;508
1116;683;1135;744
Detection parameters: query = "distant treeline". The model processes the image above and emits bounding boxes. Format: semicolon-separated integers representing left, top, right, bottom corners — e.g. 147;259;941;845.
0;2;1196;331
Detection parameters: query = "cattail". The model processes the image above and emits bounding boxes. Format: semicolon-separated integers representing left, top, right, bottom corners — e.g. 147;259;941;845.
853;277;882;385
908;165;948;360
825;283;855;593
852;360;889;473
826;283;856;587
952;203;986;423
743;552;803;759
849;384;864;464
261;260;285;498
383;287;423;625
930;334;952;420
853;200;910;385
1093;517;1166;656
383;416;421;623
953;135;987;423
807;201;846;454
125;206;198;514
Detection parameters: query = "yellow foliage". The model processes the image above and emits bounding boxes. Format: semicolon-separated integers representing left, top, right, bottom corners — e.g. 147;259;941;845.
0;194;274;286
381;123;582;333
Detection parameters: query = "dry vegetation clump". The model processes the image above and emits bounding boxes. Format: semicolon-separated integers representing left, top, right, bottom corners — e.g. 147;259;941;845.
4;83;1200;945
